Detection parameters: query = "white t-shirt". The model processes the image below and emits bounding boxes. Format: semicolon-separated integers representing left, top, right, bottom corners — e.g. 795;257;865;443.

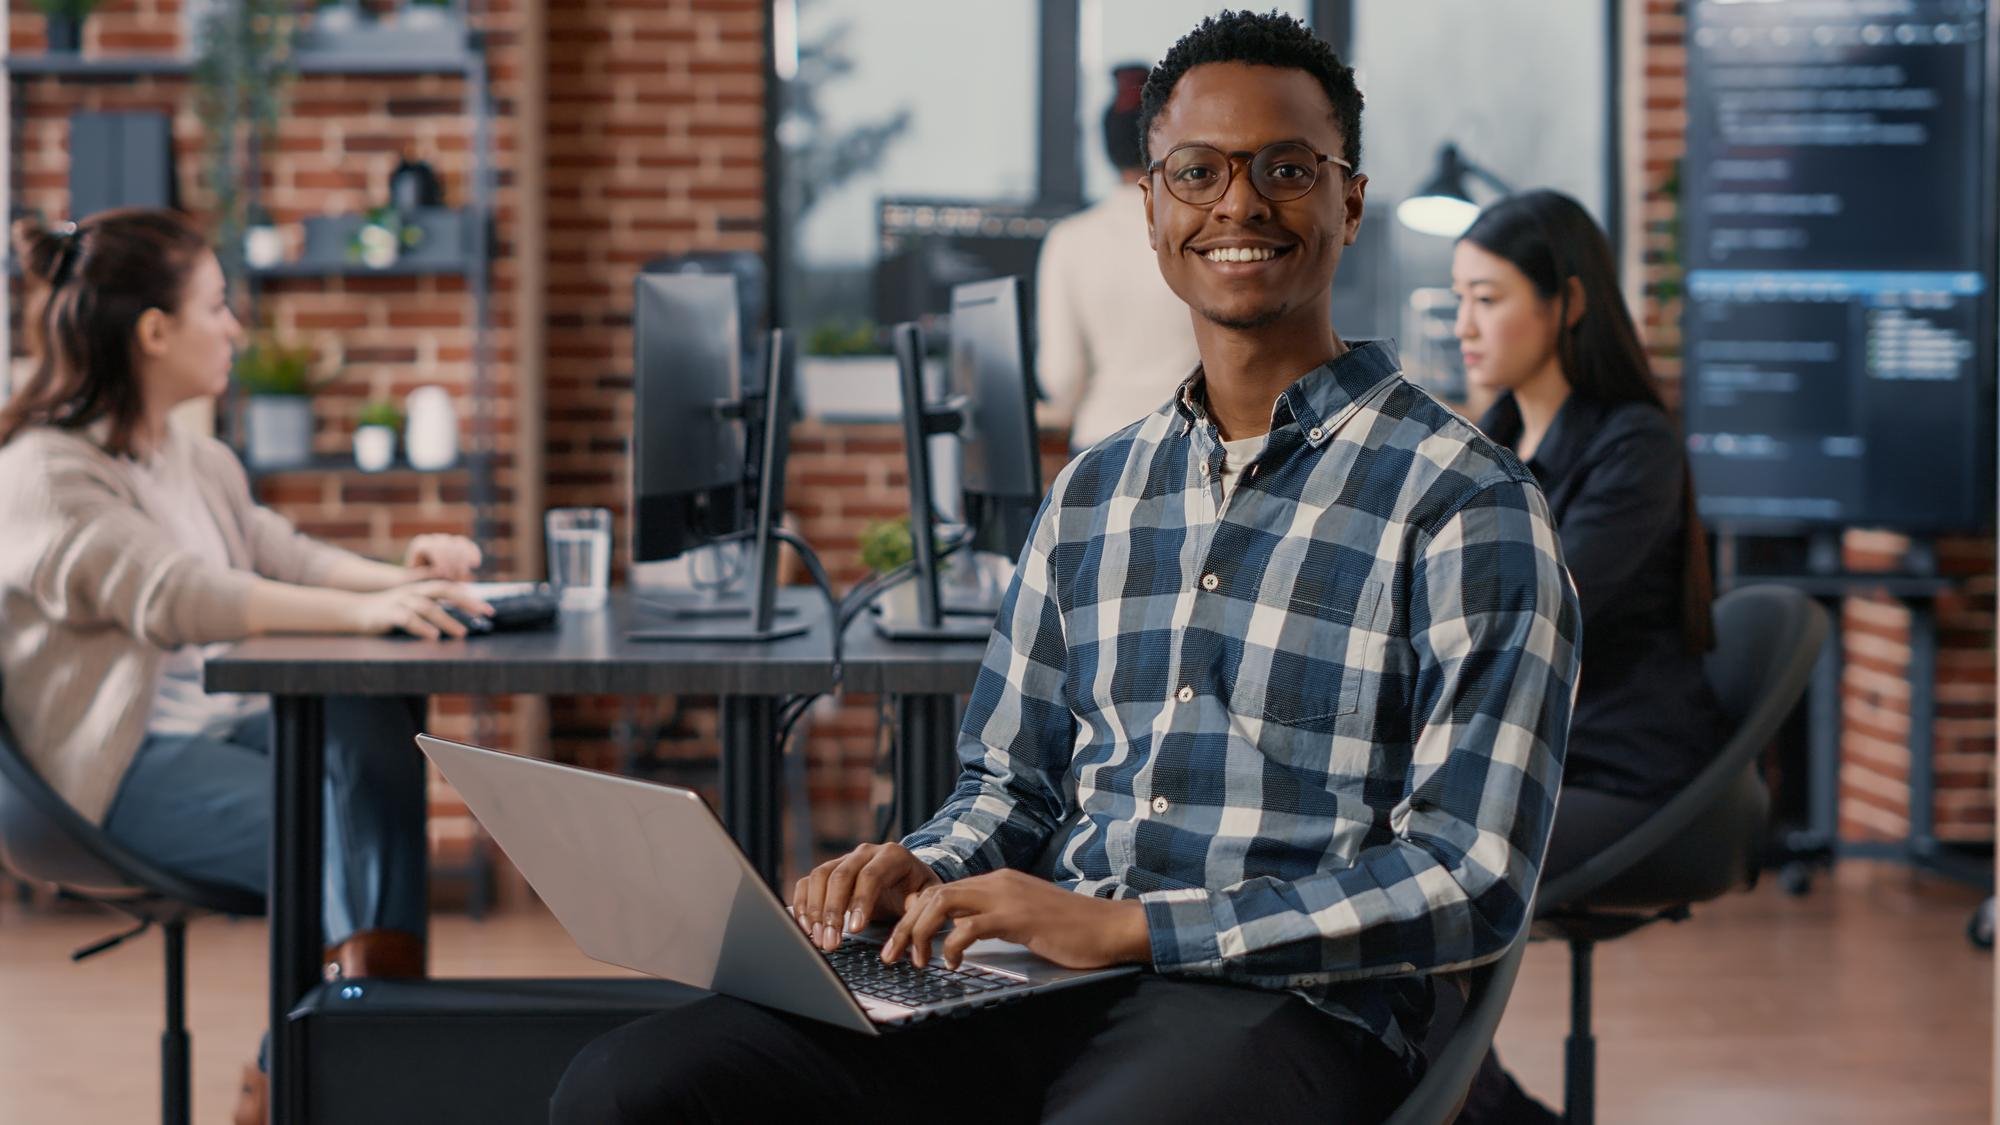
1219;433;1266;500
1035;184;1202;449
123;434;268;739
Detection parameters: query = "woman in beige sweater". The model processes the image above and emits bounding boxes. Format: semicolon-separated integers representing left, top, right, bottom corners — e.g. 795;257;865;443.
0;209;492;1112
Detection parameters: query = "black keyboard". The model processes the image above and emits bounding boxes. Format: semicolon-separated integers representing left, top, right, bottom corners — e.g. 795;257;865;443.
825;937;1022;1008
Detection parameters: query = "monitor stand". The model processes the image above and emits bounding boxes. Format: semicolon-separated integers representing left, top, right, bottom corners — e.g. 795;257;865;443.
633;592;802;621
870;607;995;642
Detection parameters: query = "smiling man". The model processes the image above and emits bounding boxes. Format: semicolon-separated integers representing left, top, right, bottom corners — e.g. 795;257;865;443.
553;13;1580;1124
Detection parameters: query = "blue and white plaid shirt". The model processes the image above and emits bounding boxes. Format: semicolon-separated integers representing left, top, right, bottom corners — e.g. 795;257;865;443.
903;340;1580;1065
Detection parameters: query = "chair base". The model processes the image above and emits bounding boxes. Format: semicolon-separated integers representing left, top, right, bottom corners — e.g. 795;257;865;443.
1563;939;1593;1125
163;918;189;1125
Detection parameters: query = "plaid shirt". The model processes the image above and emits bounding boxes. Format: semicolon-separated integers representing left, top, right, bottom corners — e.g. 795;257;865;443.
903;340;1580;1065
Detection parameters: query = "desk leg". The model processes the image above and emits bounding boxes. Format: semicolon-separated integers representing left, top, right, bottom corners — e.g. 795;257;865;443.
720;697;781;887
1908;602;1937;860
894;694;960;838
269;695;324;1125
1807;601;1843;859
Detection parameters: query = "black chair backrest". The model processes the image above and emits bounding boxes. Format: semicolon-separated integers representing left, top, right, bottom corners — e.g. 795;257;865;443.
0;670;261;915
1383;925;1532;1125
1537;585;1828;914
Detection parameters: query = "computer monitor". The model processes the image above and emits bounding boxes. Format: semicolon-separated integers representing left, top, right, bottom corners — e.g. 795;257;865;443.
881;277;1044;642
628;328;807;643
632;272;749;564
873;198;1071;327
950;277;1043;558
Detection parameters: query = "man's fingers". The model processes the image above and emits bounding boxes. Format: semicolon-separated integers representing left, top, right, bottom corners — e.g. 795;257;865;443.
901;886;959;969
938;913;991;970
847;850;913;930
810;847;874;951
818;852;872;949
796;856;828;936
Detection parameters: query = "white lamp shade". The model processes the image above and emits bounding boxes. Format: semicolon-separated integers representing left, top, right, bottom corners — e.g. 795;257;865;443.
1396;195;1482;238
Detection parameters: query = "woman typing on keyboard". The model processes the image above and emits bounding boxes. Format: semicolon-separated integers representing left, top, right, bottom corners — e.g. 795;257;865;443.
0;208;488;1123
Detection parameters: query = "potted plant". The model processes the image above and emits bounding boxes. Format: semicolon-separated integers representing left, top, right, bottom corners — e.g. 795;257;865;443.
314;0;362;34
235;335;321;468
400;0;455;30
349;205;424;269
354;399;402;472
860;515;943;623
800;317;902;419
35;0;104;53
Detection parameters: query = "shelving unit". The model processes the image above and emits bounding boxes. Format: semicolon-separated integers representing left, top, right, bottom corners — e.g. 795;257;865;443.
2;23;503;913
2;34;498;547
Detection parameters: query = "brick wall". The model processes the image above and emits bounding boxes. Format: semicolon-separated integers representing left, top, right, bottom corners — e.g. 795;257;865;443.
1631;0;1996;846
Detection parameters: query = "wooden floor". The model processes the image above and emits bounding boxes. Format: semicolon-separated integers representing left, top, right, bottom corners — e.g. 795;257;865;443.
0;860;1988;1123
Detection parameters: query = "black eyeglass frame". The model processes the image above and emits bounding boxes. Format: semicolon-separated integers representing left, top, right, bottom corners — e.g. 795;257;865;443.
1146;141;1355;206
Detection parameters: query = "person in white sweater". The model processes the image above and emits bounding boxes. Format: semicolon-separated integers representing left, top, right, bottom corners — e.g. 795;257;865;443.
1036;64;1201;453
0;209;492;1123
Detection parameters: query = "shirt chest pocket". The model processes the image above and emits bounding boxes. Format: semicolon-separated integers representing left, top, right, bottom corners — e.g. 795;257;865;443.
1231;576;1387;735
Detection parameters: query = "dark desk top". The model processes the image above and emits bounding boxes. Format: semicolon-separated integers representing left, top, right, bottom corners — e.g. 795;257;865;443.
207;589;838;697
838;613;989;695
1724;573;1957;599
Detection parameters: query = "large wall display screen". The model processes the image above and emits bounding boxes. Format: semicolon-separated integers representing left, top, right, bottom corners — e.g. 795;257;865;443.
1684;0;1995;530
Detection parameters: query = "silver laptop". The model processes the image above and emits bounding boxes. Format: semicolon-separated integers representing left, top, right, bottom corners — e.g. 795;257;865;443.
416;734;1137;1034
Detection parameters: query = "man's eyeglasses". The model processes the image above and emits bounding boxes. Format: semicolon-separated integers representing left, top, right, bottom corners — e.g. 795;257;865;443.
1147;141;1352;207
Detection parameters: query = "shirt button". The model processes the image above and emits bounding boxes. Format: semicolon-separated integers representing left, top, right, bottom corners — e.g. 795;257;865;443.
1175;685;1194;703
1151;796;1170;814
1307;426;1325;442
1200;573;1219;591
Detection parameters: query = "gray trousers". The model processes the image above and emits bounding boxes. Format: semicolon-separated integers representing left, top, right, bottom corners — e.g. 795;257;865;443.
102;696;429;945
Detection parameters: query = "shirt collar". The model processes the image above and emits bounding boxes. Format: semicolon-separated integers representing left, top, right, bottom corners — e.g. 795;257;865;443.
1173;339;1402;447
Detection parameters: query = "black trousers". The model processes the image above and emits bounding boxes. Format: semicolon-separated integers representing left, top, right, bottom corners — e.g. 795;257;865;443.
550;974;1415;1124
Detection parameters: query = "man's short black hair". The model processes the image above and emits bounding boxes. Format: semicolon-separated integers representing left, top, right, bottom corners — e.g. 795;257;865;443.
1138;10;1363;172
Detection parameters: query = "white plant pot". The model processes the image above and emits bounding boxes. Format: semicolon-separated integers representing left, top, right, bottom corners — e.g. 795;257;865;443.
404;386;458;470
354;425;397;472
244;225;285;270
878;581;922;624
246;396;313;468
401;4;453;28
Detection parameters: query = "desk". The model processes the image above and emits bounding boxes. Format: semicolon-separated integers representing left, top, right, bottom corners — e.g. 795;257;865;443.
207;589;835;1125
838;618;987;836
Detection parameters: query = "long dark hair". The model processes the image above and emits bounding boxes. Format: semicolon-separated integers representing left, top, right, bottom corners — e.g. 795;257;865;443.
0;208;212;457
1461;189;1715;653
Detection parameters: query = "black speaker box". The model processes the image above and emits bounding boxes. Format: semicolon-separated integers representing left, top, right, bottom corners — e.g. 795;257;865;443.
291;977;703;1124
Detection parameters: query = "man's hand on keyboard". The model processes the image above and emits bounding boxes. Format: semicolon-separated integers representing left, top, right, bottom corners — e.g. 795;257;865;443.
880;868;1150;973
792;842;940;953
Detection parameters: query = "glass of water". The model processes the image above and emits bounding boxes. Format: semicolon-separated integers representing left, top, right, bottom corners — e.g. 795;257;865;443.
545;507;612;611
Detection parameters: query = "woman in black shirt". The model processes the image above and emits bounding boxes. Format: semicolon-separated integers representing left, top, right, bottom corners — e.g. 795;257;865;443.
1451;189;1725;1123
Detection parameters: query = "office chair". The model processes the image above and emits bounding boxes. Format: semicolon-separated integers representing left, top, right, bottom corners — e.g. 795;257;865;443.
1531;584;1828;1125
0;672;264;1125
1383;924;1532;1125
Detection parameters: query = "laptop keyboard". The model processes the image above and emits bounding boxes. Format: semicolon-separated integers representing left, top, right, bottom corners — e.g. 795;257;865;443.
826;938;1022;1008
